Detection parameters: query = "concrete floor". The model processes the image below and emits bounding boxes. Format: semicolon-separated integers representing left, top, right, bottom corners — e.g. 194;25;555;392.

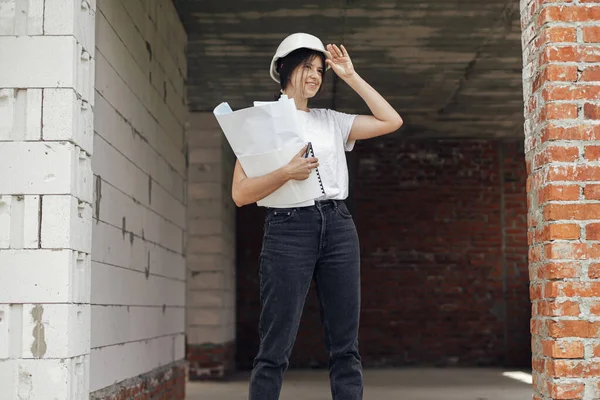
186;368;533;400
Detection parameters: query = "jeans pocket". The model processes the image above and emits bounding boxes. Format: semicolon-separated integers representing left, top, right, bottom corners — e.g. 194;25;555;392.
266;208;297;226
336;203;353;219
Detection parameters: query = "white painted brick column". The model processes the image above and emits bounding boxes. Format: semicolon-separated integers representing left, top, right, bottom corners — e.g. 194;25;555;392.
0;1;95;398
186;112;237;378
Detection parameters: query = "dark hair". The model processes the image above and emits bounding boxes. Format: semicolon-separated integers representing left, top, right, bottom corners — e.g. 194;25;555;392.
276;48;326;97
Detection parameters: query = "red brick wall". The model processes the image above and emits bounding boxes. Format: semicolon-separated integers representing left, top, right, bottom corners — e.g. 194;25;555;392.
236;139;530;369
503;143;531;367
521;1;600;398
187;341;236;380
90;362;186;400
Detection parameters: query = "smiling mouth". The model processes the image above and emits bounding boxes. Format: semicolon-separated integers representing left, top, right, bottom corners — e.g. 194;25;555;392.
306;82;319;89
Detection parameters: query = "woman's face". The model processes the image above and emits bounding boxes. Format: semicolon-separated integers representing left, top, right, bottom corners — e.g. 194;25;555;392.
287;55;324;98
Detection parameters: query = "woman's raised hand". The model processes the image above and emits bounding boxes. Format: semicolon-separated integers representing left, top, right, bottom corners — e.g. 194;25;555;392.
325;44;356;81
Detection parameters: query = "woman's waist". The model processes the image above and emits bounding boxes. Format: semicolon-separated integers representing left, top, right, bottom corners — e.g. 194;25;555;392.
266;198;345;211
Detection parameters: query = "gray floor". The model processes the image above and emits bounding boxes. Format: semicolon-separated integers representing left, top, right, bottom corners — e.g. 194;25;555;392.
186;368;533;400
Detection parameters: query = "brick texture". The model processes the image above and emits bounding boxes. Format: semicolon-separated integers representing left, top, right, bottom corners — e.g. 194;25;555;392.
90;362;186;400
187;341;236;379
522;0;600;397
236;139;530;369
186;112;237;379
90;0;187;393
0;0;95;397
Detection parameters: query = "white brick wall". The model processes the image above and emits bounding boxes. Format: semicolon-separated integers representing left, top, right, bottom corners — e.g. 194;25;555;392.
0;89;42;141
0;0;187;395
90;0;187;394
0;0;95;398
186;113;237;347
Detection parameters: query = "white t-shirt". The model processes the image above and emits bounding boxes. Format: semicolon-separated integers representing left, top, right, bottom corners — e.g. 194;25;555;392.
270;108;357;208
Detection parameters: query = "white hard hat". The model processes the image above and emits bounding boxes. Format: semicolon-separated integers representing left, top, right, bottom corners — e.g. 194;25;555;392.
269;33;331;83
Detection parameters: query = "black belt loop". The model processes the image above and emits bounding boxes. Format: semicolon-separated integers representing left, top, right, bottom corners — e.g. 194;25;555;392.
314;199;342;210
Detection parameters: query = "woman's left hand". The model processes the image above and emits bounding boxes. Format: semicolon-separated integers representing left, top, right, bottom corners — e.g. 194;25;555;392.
326;44;356;81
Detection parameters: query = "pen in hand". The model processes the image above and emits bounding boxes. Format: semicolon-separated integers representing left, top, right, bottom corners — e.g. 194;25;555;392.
304;142;312;158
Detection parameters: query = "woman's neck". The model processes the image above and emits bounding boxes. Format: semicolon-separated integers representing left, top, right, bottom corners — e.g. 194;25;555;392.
282;90;309;112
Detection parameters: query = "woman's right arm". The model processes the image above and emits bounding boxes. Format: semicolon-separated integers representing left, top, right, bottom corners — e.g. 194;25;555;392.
232;145;319;207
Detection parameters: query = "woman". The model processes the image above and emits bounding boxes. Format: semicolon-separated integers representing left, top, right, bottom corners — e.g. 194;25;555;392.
232;33;403;400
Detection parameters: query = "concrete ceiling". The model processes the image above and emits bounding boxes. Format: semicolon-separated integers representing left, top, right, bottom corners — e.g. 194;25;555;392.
174;0;524;138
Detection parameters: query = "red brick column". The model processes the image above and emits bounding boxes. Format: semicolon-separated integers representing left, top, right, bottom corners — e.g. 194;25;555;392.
521;0;600;398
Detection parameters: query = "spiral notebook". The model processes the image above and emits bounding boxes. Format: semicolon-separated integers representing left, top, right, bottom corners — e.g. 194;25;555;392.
235;142;324;207
304;142;325;196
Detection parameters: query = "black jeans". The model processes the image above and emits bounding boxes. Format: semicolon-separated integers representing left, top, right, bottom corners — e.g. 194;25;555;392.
249;200;363;400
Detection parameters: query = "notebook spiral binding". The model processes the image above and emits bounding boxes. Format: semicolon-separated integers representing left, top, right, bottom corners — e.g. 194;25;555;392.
307;144;325;195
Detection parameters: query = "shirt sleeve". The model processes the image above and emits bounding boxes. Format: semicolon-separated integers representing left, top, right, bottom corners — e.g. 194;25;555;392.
329;109;357;152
